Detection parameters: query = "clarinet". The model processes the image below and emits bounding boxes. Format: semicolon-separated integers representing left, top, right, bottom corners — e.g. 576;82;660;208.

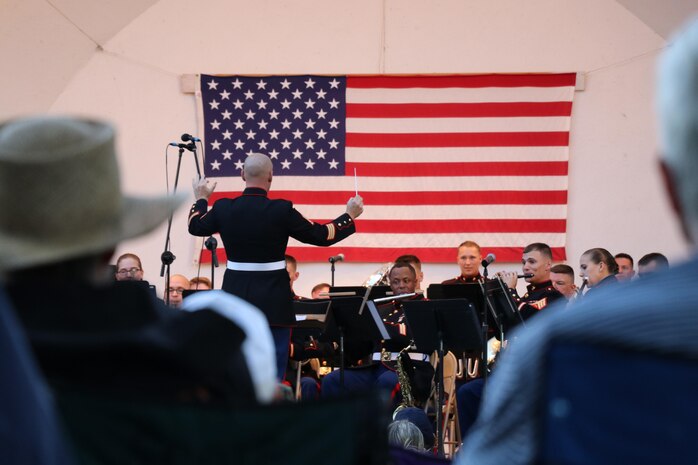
577;278;588;299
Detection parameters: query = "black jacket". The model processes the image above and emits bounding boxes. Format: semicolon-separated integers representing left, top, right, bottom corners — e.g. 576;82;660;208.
188;187;356;325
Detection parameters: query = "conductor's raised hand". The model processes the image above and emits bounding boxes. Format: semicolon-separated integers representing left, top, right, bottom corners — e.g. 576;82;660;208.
192;175;217;201
346;194;364;219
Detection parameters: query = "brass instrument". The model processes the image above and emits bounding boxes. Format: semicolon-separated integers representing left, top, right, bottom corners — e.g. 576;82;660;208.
464;337;501;378
362;262;393;287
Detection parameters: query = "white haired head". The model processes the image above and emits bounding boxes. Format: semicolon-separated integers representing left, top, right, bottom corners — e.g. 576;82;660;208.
658;16;698;242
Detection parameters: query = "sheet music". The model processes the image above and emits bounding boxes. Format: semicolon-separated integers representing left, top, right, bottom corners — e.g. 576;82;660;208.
366;301;391;340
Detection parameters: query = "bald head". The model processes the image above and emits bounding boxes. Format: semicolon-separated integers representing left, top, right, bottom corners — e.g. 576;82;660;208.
242;153;273;189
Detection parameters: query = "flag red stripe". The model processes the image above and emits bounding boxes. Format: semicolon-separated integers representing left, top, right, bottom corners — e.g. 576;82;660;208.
199;246;567;264
347;74;577;89
346;102;573;118
344;161;568;177
345;132;569;148
210;190;568;205
305;219;566;233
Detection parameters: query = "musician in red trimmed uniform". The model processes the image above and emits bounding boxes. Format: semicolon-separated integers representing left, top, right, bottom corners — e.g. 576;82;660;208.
499;242;565;321
188;152;363;380
457;242;564;439
321;262;434;406
442;240;484;284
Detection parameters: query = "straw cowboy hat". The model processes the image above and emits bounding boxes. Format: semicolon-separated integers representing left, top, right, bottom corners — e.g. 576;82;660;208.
0;115;184;272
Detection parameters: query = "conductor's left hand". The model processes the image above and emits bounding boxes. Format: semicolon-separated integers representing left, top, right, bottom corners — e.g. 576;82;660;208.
346;195;364;219
192;175;217;201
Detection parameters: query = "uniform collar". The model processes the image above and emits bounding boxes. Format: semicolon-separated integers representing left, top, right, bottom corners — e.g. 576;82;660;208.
242;187;268;197
527;280;553;292
457;274;482;283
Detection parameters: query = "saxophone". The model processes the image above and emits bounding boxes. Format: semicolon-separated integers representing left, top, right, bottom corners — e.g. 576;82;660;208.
395;342;417;408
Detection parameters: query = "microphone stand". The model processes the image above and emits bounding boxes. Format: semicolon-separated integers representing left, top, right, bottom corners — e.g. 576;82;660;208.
160;142;200;305
204;236;219;288
479;262;492;385
329;257;338;286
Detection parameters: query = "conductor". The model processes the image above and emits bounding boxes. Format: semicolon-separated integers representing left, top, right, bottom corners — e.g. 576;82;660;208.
189;152;364;379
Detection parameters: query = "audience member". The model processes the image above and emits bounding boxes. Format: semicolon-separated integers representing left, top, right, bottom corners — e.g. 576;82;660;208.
393;406;435;451
456;17;698;464
638;252;670;277
388;420;425;452
189;276;212;290
311;282;331;299
442;241;483;284
114;253;144;281
0;288;75;465
614;253;636;281
0;116;273;406
549;264;578;300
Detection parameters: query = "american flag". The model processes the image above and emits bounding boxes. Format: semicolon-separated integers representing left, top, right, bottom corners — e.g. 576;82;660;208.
197;73;576;263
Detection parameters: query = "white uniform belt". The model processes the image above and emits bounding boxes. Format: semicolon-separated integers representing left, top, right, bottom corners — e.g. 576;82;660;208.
226;260;286;272
372;352;430;362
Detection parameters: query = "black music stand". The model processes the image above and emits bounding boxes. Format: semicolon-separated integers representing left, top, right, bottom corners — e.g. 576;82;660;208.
328;286;393;300
291;300;332;399
403;298;482;457
181;289;209;299
113;280;157;299
320;297;390;390
482;277;525;330
427;283;505;365
293;299;332;322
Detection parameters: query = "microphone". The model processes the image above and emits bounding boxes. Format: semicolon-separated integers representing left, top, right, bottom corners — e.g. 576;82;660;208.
204;236;219;267
169;142;196;151
328;253;345;263
181;133;201;142
481;253;496;268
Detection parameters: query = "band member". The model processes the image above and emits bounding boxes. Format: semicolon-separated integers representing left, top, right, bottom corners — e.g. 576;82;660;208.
579;248;618;296
637;252;670;278
189;152;363;380
394;254;424;291
166;274;191;308
458;243;563;438
499;243;565;320
614;253;636;281
311;282;331;299
442;241;483;284
114;253;145;281
321;262;433;405
285;254;303;300
549;264;578;300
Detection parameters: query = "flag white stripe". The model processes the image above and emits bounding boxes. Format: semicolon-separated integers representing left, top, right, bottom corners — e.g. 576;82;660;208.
296;204;567;220
346;147;569;163
346;87;574;104
288;232;566;248
212;176;569;191
346;117;572;134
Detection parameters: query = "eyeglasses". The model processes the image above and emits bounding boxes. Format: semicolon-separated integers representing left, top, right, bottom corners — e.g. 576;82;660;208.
168;287;186;295
117;267;141;276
